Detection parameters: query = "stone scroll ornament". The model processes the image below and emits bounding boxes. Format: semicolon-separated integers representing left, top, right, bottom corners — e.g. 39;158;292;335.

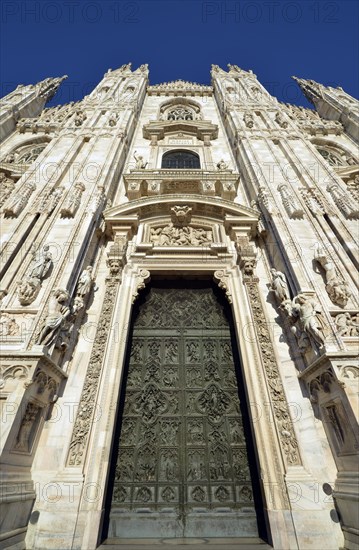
314;243;351;307
66;261;122;466
236;243;301;466
17;244;53;306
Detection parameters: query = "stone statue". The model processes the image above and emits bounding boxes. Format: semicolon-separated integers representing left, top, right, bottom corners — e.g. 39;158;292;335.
74;111;86;127
280;299;310;353
275;112;288;128
108;113;118;127
28;244;52;280
76;266;93;297
314;243;351;307
216;159;228;170
36;288;71;347
243;112;254;128
270;269;290;304
133;151;147;169
17;244;53;305
292;294;326;349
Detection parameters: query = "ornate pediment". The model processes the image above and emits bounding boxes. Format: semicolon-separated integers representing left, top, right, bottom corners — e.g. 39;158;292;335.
143;120;218;144
104;195;259;238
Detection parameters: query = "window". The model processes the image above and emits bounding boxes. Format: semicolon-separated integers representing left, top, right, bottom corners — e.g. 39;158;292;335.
167;107;194;121
161;150;200;169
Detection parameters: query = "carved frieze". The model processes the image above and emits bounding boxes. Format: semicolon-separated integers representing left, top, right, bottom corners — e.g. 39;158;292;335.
333;312;359;337
150;223;212;247
67;266;121;466
245;281;301;465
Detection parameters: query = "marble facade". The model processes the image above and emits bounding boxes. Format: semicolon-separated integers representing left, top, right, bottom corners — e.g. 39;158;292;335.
0;64;358;550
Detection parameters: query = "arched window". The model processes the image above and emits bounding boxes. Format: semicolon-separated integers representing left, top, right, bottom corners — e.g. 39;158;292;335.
167;107;193;121
161;150;200;169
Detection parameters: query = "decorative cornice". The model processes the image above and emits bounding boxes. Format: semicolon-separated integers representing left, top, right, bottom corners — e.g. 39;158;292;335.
148;80;213;96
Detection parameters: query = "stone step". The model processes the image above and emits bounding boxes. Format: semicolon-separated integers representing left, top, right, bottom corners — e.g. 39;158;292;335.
99;537;272;550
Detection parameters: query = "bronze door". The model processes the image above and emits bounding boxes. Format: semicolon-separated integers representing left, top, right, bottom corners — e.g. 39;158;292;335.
108;284;260;538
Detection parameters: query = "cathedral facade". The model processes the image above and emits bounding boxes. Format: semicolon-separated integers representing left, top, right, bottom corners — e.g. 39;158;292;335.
0;64;358;550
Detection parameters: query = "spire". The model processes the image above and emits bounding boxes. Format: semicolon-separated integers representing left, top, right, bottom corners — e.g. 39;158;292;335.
37;75;68;103
292;76;324;105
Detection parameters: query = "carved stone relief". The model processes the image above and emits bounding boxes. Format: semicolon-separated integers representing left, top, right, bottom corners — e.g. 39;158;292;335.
13;402;41;453
67;264;121;466
150;224;212;246
333;312;359;337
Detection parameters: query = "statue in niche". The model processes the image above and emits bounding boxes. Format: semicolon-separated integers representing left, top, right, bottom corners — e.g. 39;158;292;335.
28;244;53;280
14;403;39;452
76;266;94;297
133;151;147;169
36;288;71;347
269;269;290;304
17;244;53;306
3;181;35;217
314;243;351;307
216;159;229;170
243;112;254;128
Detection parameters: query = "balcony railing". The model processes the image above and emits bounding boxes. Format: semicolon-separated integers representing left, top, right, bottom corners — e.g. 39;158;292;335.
123;167;240;201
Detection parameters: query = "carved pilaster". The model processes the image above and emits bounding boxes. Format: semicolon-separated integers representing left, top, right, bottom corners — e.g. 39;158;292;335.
235;239;301;466
66;260;122;466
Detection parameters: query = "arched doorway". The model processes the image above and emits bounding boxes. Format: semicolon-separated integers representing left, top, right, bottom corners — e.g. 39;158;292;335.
103;279;266;540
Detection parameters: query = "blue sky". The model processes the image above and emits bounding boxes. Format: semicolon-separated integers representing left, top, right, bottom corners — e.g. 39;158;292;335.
1;0;358;107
